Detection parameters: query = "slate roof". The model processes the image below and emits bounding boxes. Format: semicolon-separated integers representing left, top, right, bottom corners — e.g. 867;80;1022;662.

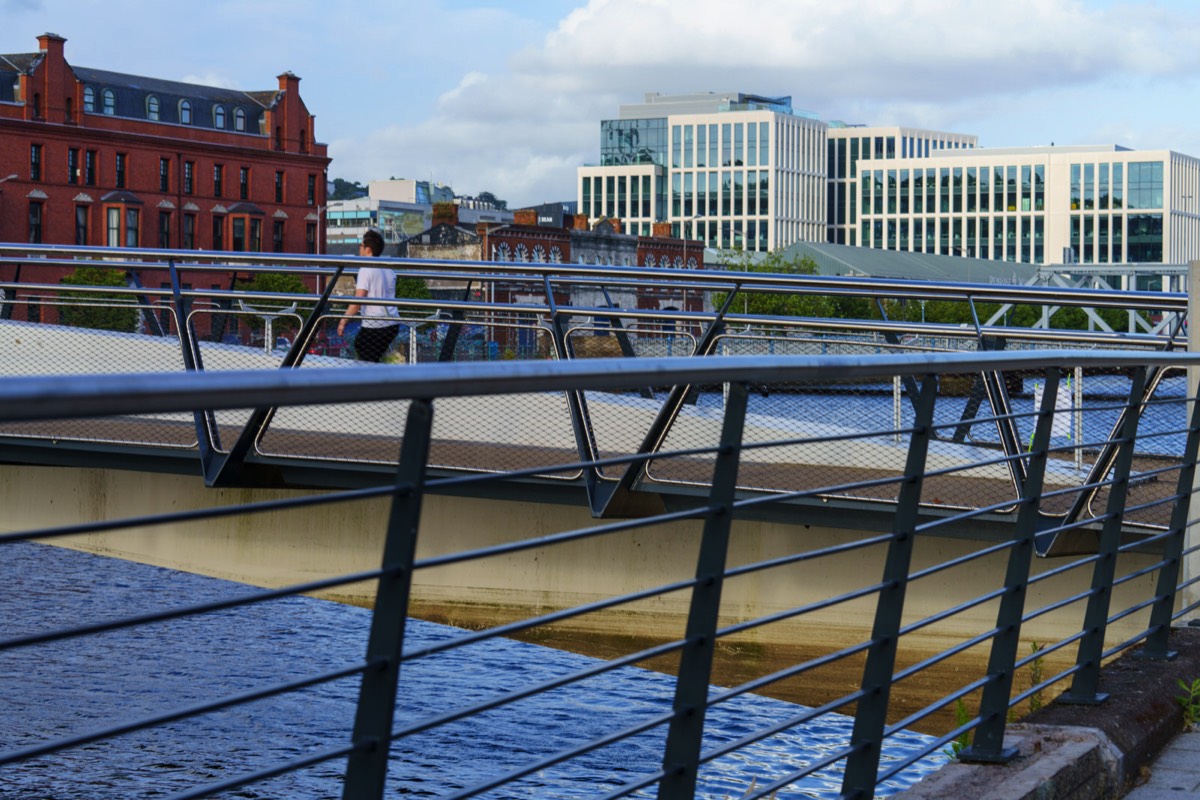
0;51;279;133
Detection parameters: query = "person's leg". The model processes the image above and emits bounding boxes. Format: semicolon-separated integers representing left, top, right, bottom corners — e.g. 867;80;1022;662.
355;325;399;362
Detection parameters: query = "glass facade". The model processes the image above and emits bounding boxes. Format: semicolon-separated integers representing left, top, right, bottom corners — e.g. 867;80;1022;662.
600;119;668;166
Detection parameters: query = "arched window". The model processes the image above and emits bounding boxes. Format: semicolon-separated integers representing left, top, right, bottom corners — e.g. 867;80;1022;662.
234;108;246;132
179;100;192;125
644;254;656;267
549;246;563;263
214;105;226;128
531;245;546;263
495;243;511;262
673;256;684;269
514;243;529;262
686;256;698;269
299;128;308;152
102;88;115;115
83;86;95;113
146;94;160;120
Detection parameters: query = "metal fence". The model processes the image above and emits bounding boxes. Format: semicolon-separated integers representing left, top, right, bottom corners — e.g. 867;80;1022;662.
1;347;1198;799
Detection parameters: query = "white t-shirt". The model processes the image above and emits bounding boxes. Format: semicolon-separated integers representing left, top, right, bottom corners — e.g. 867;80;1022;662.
355;266;399;328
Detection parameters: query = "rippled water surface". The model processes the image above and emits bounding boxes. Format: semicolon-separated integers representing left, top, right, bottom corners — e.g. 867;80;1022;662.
0;543;946;798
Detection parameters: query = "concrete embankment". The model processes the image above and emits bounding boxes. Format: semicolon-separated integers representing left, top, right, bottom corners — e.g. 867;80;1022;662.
899;626;1200;800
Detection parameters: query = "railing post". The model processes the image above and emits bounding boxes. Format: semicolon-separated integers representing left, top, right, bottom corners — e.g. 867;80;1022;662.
1060;366;1148;704
658;381;748;800
841;374;937;799
342;398;433;800
1139;370;1200;658
960;367;1061;763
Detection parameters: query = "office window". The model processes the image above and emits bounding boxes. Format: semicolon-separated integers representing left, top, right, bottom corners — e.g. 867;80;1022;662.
75;206;89;245
115;153;126;189
183;214;196;249
125;208;140;247
307;174;316;206
234;108;246;132
160;158;170;192
102;88;115;115
68;148;79;184
212;215;225;250
146;94;160;121
213;164;224;197
305;222;316;254
275;171;284;203
28;201;43;243
184;161;194;194
83;86;95;113
273;220;285;252
214;105;225;129
85;150;96;186
158;211;171;248
239;167;249;200
179;100;192;125
30;143;41;181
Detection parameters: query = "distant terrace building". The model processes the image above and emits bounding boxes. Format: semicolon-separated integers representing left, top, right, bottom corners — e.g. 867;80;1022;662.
325;179;512;253
0;32;330;255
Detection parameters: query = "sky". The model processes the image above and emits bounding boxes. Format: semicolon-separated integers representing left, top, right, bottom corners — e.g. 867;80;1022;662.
6;0;1200;209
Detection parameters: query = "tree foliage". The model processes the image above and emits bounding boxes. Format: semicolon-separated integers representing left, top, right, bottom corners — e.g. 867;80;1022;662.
477;191;508;211
234;272;313;335
713;250;836;319
329;178;367;200
58;266;138;332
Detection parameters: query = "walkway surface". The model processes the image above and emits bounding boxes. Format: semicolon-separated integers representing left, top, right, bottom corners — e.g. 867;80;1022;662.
1122;731;1200;798
899;627;1200;800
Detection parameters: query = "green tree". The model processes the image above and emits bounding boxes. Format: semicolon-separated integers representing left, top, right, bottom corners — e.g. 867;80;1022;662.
477;191;508;211
329;178;367;200
58;266;138;332
235;272;313;337
714;250;837;319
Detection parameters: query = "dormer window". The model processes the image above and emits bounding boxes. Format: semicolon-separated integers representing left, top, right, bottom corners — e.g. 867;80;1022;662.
234;107;245;132
102;88;115;115
146;94;160;121
214;105;225;129
83;86;95;113
179;99;192;125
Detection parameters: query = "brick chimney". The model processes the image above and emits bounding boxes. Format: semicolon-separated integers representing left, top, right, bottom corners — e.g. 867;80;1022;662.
651;222;672;238
514;209;537;226
572;214;590;231
433;201;459;227
609;218;622;234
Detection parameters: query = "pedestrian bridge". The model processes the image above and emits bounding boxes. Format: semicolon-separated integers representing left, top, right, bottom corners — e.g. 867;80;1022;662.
2;244;1199;799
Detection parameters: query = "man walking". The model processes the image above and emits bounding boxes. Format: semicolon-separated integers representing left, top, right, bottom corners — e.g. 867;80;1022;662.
337;228;400;362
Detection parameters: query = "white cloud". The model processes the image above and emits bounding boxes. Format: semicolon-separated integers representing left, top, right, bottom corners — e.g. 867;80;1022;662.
337;0;1200;206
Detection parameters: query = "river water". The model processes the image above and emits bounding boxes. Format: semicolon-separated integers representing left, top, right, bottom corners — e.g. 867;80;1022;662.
0;542;946;799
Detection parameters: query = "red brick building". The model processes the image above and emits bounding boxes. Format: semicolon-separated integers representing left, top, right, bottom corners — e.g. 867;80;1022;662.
0;33;330;255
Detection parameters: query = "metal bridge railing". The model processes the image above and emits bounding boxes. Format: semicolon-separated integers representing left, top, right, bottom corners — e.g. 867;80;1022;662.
0;351;1198;799
1;245;1191;546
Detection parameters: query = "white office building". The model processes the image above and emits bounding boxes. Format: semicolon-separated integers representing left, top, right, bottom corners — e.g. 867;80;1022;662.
826;124;978;245
855;144;1200;283
577;92;827;254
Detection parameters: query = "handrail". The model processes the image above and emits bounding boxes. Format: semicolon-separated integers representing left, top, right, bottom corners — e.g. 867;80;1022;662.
0;348;1196;798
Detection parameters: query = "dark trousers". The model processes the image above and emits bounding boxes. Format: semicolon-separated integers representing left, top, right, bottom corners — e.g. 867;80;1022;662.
354;324;400;363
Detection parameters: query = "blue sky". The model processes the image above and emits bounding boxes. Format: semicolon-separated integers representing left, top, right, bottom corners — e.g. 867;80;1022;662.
6;0;1200;208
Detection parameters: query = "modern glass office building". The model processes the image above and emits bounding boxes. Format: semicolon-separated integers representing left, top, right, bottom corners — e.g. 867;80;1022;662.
855;145;1200;276
577;92;827;254
826;124;978;245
